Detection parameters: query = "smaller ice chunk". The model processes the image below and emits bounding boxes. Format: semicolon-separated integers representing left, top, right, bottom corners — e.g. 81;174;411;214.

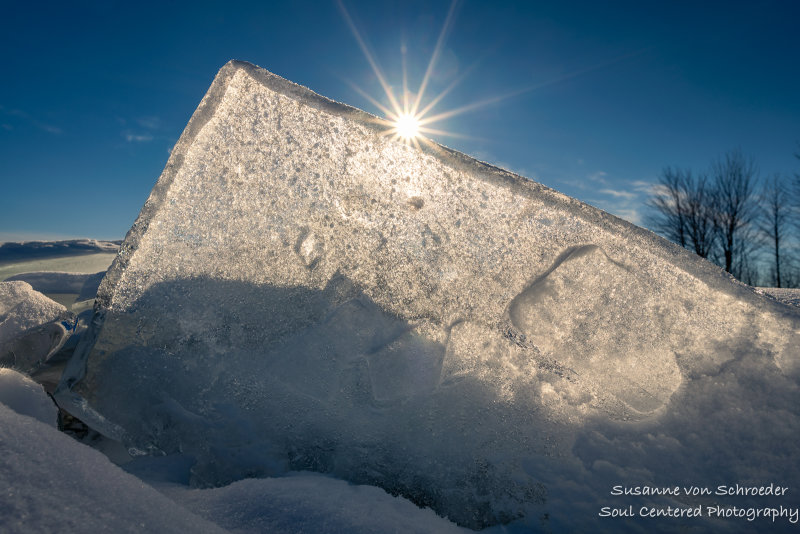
0;281;68;341
0;281;72;372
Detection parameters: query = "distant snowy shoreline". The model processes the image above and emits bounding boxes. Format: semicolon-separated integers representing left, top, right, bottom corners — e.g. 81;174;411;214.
0;239;121;265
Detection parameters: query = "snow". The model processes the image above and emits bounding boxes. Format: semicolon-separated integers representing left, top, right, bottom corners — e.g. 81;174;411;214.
0;239;119;264
0;281;68;343
759;287;800;308
0;281;71;373
31;61;800;530
161;473;471;534
0;253;117;292
0;368;58;426
0;402;226;534
0;358;468;533
0;393;474;533
4;271;105;299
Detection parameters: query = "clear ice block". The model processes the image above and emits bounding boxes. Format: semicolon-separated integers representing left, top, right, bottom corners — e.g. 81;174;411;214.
57;61;800;530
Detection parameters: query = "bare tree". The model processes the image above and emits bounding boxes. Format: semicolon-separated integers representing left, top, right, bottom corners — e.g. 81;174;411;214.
795;145;800;231
647;167;687;248
711;149;759;279
759;175;790;287
647;167;717;259
682;172;717;259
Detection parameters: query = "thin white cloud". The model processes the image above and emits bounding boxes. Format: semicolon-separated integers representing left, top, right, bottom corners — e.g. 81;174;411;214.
587;171;608;184
119;114;163;144
124;132;154;143
587;178;658;226
630;180;656;193
649;183;670;197
0;105;62;134
40;124;63;135
611;208;642;225
136;116;162;130
589;198;643;225
599;188;637;200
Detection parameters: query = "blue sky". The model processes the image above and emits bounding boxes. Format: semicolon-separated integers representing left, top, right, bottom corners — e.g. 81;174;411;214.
1;0;798;241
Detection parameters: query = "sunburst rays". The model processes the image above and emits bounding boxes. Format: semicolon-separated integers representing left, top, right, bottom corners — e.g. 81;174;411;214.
337;0;646;150
337;0;470;149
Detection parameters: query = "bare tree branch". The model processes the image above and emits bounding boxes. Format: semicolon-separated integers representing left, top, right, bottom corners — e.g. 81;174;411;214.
711;148;759;278
759;174;789;287
646;167;687;248
647;167;717;259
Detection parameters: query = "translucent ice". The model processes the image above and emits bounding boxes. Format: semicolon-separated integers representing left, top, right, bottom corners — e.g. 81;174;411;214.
57;61;800;530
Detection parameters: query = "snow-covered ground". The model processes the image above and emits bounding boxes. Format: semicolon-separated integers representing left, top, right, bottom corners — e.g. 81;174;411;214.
0;242;117;316
0;372;228;534
0;239;120;264
0;367;473;534
758;287;800;308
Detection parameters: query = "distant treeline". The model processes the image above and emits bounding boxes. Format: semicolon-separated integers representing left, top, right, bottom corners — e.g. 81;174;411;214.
647;148;800;288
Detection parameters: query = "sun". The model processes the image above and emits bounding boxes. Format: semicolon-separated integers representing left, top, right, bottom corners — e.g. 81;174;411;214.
395;113;421;140
337;0;468;147
338;0;541;147
339;0;634;150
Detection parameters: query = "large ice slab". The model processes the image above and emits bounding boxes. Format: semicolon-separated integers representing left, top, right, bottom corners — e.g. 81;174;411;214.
58;61;800;530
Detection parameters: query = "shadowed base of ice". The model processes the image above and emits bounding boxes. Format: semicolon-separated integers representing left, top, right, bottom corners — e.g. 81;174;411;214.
1;374;472;534
73;276;551;527
0;396;473;533
1;396;471;534
62;268;800;531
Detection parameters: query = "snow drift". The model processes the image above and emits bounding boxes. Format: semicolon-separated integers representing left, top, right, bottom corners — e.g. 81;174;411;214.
0;368;58;427
0;281;72;373
0;402;226;534
56;61;800;530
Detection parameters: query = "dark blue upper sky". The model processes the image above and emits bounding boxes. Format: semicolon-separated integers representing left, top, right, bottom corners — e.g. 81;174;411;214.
2;0;798;241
